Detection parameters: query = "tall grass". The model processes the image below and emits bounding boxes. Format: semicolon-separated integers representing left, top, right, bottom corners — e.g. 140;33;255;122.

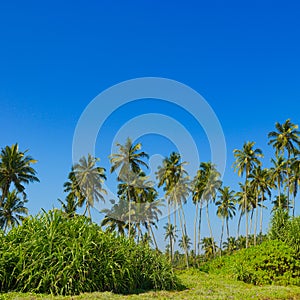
0;210;178;295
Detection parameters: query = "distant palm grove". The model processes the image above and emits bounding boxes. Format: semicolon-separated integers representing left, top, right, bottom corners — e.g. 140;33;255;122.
0;118;299;269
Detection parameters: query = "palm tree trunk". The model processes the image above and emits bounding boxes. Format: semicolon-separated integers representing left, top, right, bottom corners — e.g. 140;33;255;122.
167;199;173;262
220;218;224;255
206;204;215;256
149;225;159;250
177;197;189;268
278;178;281;209
237;211;242;241
198;202;202;256
194;201;199;258
127;187;131;238
254;191;259;246
287;152;290;214
259;191;264;243
226;217;230;239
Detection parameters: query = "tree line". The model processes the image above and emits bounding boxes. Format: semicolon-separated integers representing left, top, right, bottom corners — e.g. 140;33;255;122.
0;119;299;268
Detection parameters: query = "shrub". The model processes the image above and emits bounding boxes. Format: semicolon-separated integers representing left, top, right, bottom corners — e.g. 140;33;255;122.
0;210;178;295
203;240;300;286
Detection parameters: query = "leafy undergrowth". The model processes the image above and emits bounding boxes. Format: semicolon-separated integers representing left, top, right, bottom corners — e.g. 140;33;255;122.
203;240;300;286
0;210;178;295
1;269;300;299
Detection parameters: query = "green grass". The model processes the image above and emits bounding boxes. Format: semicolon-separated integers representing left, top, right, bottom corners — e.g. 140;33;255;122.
1;269;300;299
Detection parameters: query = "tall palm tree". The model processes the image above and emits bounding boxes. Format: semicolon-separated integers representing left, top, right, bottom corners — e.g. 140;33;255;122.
73;154;107;220
290;152;300;216
178;234;192;253
215;186;236;251
101;199;128;235
233;141;263;248
156;152;187;261
0;190;28;232
270;155;287;209
200;162;222;257
164;223;177;261
201;237;218;260
268;119;300;209
110;138;149;238
167;173;191;268
0;144;39;205
249;167;271;245
192;166;206;256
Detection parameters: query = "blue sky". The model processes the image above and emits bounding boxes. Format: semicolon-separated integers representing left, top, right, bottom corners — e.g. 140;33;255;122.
1;1;300;248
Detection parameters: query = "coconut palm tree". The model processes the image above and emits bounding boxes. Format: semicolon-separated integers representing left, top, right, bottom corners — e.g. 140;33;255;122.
58;194;77;217
233;141;263;248
178;234;192;253
110;138;149;238
101;199;128;235
164;223;177;261
73;154;107;220
269;155;287;209
222;236;237;253
201;237;218;260
271;193;291;212
0;190;28;232
215;186;236;251
199;162;222;257
268;119;300;209
167;173;191;268
290;152;300;216
249;167;271;245
0;144;39;205
156;152;188;261
192;166;206;256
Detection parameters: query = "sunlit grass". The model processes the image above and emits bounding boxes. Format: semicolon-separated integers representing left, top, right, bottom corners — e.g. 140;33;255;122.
2;269;300;299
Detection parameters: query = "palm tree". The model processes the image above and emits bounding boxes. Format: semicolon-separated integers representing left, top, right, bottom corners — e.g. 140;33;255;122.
201;237;218;260
178;234;192;253
249;167;271;245
156;152;187;261
290;153;300;216
167;173;191;268
58;194;77;217
222;236;237;253
101;199;128;235
0;144;39;205
271;193;291;212
200;162;222;257
73;154;107;220
270;155;287;209
215;186;236;251
164;223;178;261
233;141;263;248
0;190;28;232
110;138;149;238
268;119;300;209
192;166;206;256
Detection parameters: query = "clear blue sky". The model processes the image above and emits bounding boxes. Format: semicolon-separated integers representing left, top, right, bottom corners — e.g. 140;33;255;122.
1;0;299;249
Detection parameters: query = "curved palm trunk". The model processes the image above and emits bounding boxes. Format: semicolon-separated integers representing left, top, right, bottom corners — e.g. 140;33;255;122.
237;211;242;240
127;187;131;238
194;201;199;258
197;203;202;256
177;196;189;268
206;204;215;256
149;225;158;250
219;218;224;255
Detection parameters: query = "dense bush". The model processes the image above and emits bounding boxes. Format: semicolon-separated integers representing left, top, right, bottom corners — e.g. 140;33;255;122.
202;240;300;286
269;211;300;253
0;210;178;295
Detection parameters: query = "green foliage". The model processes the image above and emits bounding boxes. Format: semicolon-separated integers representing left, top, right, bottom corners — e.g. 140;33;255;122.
269;212;300;254
0;210;178;295
203;240;300;286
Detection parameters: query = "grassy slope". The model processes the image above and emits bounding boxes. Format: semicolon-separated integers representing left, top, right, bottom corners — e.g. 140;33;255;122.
1;269;300;300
